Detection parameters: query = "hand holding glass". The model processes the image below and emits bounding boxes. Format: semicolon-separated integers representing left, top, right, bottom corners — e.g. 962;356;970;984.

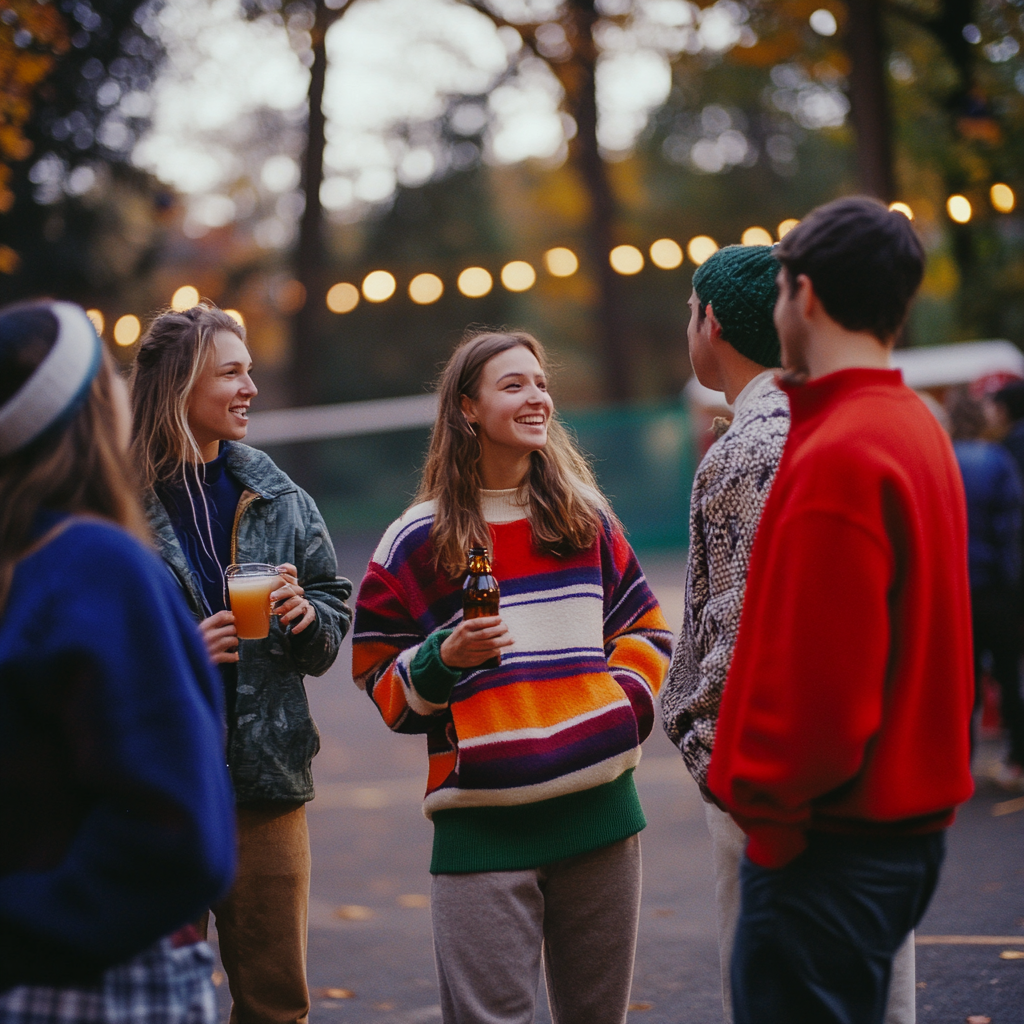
225;563;283;639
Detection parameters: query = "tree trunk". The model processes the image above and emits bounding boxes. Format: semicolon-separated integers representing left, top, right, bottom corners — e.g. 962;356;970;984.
290;0;334;408
845;0;895;201
564;0;631;403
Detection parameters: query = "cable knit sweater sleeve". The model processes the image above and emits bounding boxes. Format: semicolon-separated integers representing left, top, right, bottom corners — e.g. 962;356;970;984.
660;375;790;789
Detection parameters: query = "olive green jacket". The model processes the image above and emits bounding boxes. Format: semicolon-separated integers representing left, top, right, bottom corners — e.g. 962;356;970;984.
146;442;352;804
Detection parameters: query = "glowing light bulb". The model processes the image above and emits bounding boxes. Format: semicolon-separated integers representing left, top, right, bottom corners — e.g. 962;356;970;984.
326;283;359;313
888;202;914;220
543;247;578;277
947;195;972;223
741;226;774;246
650;238;683;269
85;309;104;335
457;267;493;298
362;271;397;303
991;183;1015;213
113;314;141;347
687;236;719;266
171;285;200;311
609;244;644;275
777;218;800;239
223;309;245;327
409;273;444;304
501;261;536;292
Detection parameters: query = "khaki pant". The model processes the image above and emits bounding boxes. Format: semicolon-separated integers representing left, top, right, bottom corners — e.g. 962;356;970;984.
431;835;642;1024
201;803;311;1024
704;801;917;1024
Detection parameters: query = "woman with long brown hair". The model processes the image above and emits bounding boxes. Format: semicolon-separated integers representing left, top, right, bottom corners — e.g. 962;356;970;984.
130;303;352;1024
353;329;672;1024
0;300;234;1022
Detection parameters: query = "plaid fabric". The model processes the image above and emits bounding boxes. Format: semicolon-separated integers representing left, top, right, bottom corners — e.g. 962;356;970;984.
0;939;216;1024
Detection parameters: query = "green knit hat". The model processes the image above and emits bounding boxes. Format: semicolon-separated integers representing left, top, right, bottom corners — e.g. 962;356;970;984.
692;244;781;368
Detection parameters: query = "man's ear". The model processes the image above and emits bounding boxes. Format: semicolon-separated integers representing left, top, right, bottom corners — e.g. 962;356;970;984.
795;273;817;320
705;303;724;342
460;393;476;424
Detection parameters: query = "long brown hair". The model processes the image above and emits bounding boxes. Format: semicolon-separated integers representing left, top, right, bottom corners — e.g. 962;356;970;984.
130;304;245;491
0;303;148;609
417;329;611;578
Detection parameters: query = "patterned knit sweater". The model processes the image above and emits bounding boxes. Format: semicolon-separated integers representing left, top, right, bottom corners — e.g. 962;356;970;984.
354;489;672;873
660;371;790;790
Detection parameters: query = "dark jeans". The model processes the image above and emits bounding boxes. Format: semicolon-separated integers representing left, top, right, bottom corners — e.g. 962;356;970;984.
732;831;945;1024
971;586;1024;767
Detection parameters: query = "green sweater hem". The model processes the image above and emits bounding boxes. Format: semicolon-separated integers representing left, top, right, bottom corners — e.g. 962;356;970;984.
429;769;646;874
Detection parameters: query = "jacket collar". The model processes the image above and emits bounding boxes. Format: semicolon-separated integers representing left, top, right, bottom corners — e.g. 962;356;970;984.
223;441;297;499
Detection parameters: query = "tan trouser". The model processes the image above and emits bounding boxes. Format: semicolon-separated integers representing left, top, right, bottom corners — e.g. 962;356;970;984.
202;803;311;1024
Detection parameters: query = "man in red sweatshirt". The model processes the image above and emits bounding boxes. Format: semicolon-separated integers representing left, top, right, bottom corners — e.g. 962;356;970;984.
707;196;974;1024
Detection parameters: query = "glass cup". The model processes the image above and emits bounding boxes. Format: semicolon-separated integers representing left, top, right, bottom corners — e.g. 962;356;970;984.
225;563;283;640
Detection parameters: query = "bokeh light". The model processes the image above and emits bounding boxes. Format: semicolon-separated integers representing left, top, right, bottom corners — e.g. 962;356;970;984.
171;285;200;311
991;183;1016;213
650;238;684;269
113;314;141;347
326;282;360;313
457;267;493;298
85;309;104;336
888;202;914;220
777;218;800;239
409;273;444;304
224;309;245;327
609;244;644;275
362;271;397;303
809;9;838;36
544;247;579;277
947;195;972;223
687;236;719;266
501;261;537;292
741;226;774;246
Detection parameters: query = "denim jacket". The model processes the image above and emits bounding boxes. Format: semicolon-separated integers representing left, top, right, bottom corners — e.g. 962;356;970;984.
146;442;352;804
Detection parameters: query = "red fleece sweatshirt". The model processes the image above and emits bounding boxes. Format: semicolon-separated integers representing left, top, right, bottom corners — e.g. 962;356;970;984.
707;367;974;869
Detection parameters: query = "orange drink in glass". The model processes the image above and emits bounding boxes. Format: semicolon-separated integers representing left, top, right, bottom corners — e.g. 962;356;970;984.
226;563;282;639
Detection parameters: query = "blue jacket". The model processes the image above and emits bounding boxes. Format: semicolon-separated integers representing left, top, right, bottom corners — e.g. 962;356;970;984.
0;516;235;990
953;439;1023;591
147;442;352;804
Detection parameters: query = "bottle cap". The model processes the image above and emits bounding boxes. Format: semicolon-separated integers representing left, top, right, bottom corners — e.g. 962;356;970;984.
469;546;487;556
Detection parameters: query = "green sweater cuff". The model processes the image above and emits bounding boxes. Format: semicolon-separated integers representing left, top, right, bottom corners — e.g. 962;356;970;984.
410;629;460;704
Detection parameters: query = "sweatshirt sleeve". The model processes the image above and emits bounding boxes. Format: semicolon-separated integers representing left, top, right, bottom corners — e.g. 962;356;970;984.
0;525;235;989
707;508;894;868
601;525;672;743
353;561;459;734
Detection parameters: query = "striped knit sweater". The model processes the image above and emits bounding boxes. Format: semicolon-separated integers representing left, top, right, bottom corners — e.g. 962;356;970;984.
353;488;672;873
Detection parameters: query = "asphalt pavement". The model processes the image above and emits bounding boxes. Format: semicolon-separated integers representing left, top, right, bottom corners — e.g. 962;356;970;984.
208;542;1024;1024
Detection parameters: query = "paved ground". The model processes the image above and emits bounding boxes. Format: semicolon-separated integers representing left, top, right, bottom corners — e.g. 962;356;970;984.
208;543;1024;1024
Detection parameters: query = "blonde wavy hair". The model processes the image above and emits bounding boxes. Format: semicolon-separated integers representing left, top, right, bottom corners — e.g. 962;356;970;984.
129;304;245;491
417;329;612;579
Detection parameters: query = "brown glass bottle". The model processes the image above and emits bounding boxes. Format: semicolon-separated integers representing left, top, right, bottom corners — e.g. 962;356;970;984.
463;546;501;669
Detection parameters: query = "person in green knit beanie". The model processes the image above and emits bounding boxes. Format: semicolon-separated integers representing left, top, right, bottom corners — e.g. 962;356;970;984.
661;243;917;1024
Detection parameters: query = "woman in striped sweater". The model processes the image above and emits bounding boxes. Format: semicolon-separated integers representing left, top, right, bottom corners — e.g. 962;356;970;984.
353;330;671;1024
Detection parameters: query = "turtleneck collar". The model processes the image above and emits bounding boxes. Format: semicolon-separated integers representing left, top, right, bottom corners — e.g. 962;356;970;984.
780;366;904;424
479;487;529;524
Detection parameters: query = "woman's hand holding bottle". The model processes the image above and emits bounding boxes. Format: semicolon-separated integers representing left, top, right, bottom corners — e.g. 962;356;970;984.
440;616;513;668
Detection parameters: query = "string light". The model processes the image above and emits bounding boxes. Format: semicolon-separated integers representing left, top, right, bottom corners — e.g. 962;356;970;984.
363;271;396;302
544;247;578;277
458;267;493;297
85;309;104;335
171;285;199;311
409;273;444;304
650;238;683;269
947;195;972;224
113;314;141;347
610;245;644;275
741;226;773;246
777;218;799;239
327;282;360;313
888;202;914;220
501;261;536;292
991;183;1016;213
224;309;245;327
687;236;719;266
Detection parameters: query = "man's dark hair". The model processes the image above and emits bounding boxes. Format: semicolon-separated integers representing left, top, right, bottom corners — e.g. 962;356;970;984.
775;196;925;342
994;381;1024;423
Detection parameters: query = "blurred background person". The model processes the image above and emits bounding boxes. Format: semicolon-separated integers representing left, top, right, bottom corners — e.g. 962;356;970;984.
130;305;352;1024
0;300;235;1021
353;331;671;1024
948;387;1024;790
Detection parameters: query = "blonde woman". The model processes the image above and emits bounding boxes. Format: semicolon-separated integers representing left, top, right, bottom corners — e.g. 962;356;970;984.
353;330;672;1024
130;305;352;1024
0;301;234;1022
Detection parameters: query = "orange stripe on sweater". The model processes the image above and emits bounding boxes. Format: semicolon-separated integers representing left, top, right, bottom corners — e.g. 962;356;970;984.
353;639;403;681
452;673;626;740
608;635;669;696
427;750;457;791
607;605;670;639
370;667;411;728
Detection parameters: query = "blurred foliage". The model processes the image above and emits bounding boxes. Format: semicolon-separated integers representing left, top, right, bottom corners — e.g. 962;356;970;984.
0;0;170;305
